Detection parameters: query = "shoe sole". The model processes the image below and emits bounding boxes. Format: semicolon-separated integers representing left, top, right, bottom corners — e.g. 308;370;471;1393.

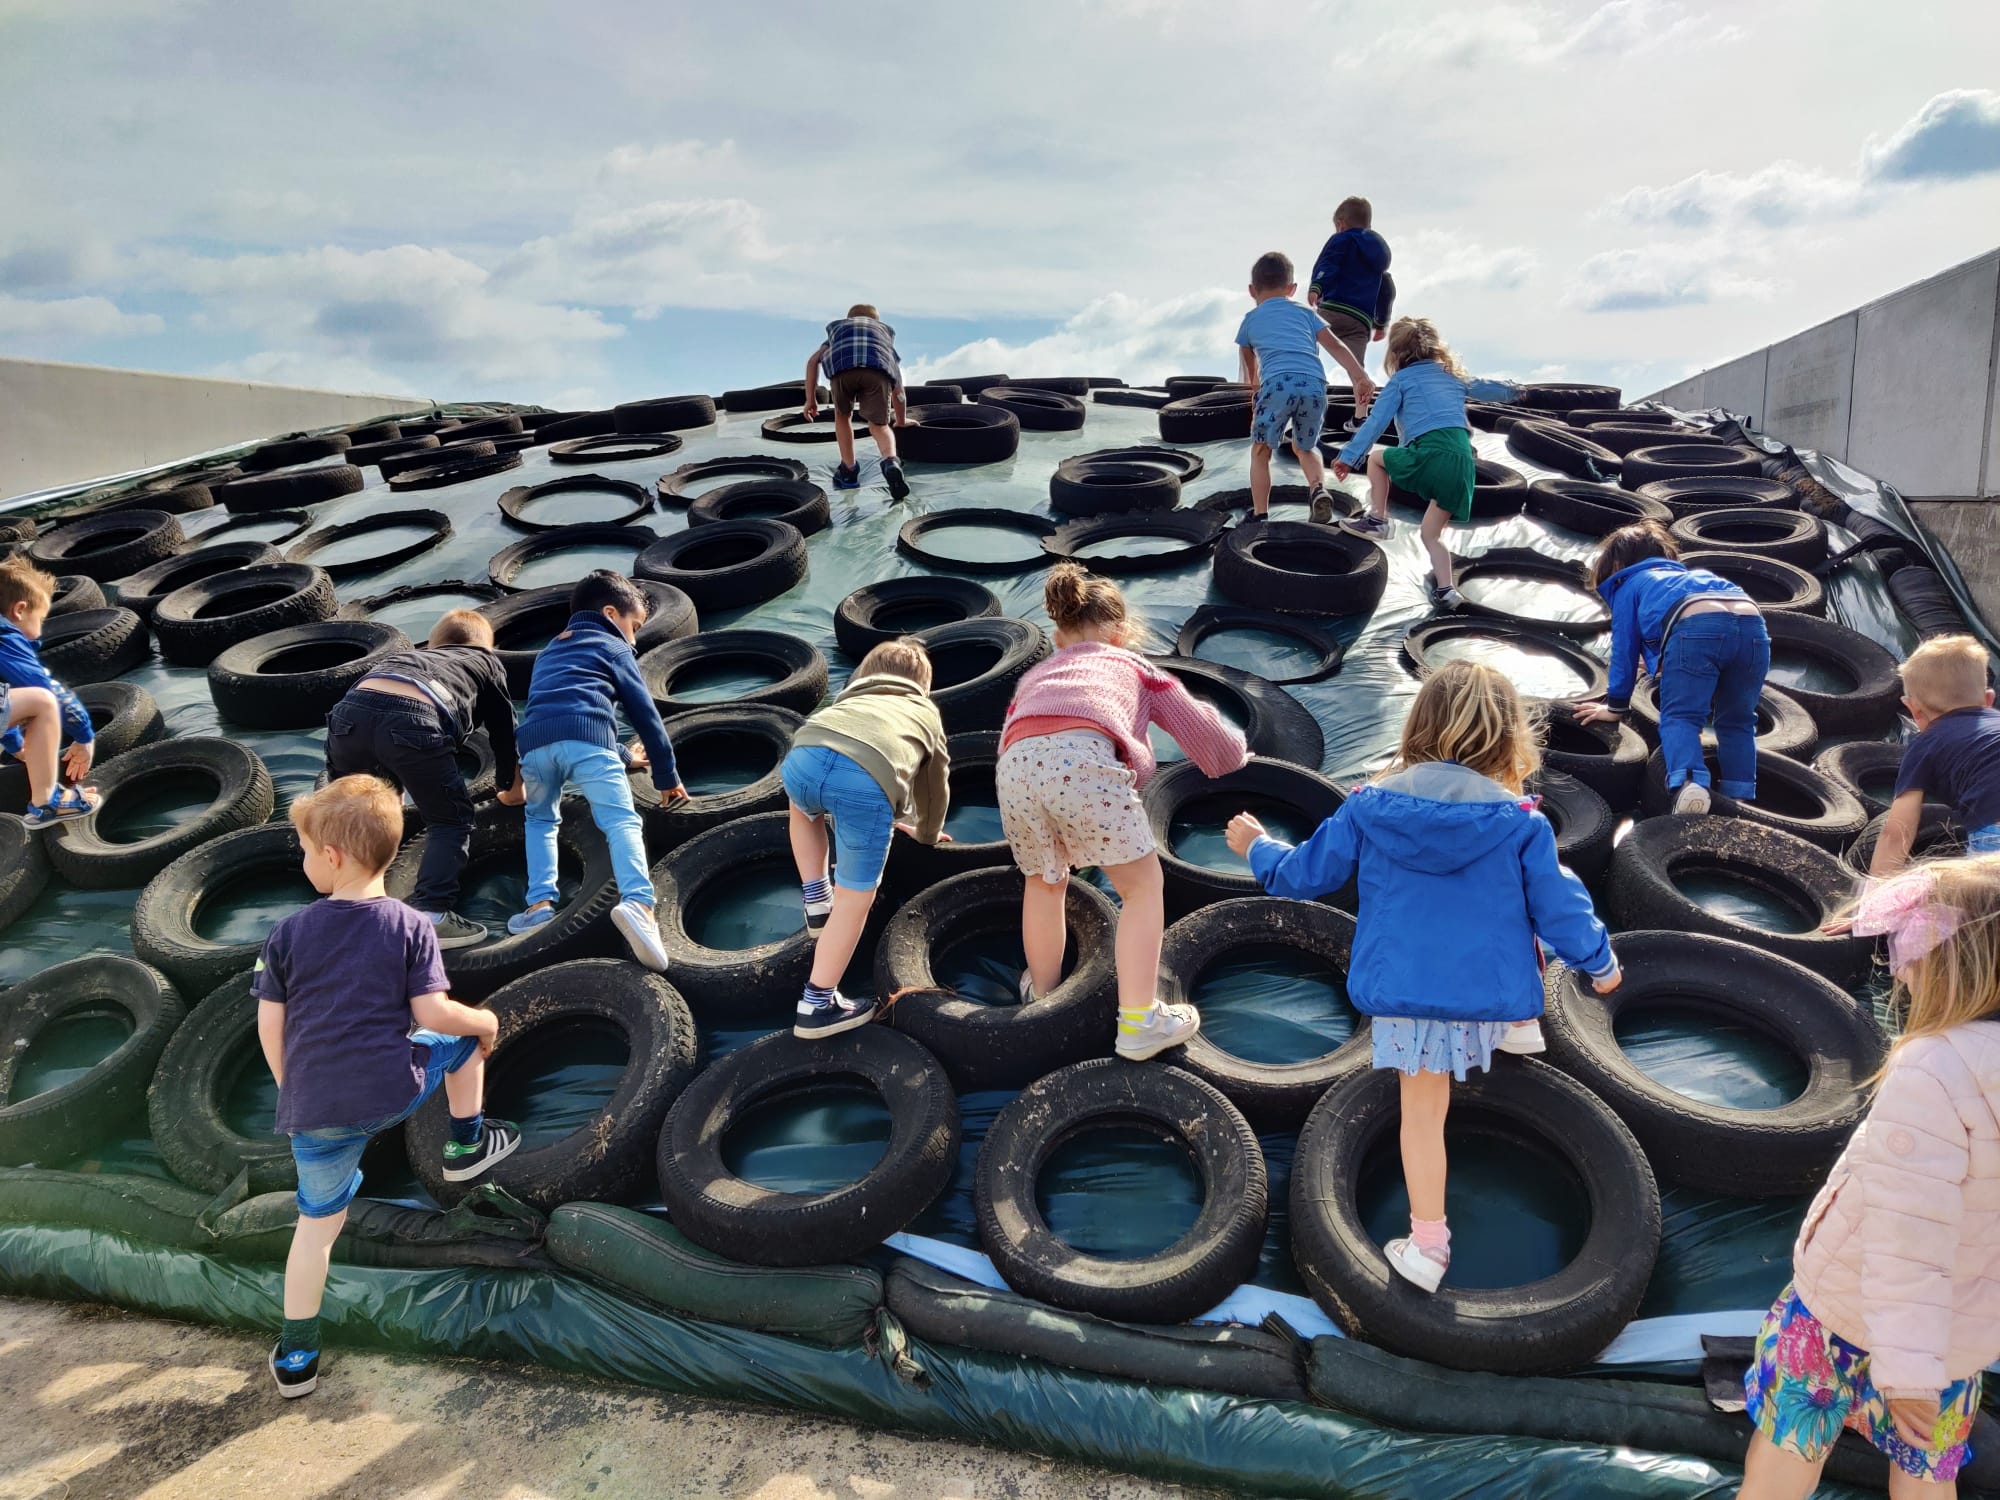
441;1128;522;1183
1675;791;1712;815
1388;1252;1445;1294
793;1007;876;1040
1339;522;1386;541
1496;1037;1546;1055
1115;1015;1200;1061
269;1353;318;1399
434;929;488;951
611;904;671;973
885;473;911;501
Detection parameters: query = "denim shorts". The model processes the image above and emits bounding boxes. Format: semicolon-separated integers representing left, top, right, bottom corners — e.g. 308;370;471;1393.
1971;824;2000;854
1251;372;1328;451
781;744;897;890
289;1030;478;1218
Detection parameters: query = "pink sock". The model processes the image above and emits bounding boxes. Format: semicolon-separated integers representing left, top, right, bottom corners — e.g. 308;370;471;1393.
1410;1216;1451;1257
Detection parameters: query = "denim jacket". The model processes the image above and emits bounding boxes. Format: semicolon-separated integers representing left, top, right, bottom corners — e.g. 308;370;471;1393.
1337;360;1522;467
1598;557;1752;710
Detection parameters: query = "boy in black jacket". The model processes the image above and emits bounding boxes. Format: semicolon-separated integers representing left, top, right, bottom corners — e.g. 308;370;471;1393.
323;609;520;949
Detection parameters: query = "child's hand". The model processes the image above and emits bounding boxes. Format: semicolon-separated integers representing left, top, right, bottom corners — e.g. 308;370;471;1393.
1332;460;1352;482
803;397;819;420
1592;968;1622;995
1821;916;1855;937
62;740;93;781
476;1010;500;1058
1225;813;1267;858
1307;289;1321;309
1571;701;1620;725
1888;1396;1941;1449
495;771;526;808
627;738;650;769
1371;327;1386;342
658;782;691;807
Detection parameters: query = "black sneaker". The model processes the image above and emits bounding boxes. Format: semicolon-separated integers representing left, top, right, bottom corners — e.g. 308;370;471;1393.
831;461;861;491
803;898;833;933
882;459;911;501
793;991;877;1039
440;1118;522;1183
270;1341;319;1399
1308;488;1335;524
1427;582;1466;612
423;911;488;950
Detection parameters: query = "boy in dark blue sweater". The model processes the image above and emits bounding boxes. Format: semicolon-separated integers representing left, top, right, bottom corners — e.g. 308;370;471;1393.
508;571;687;970
1308;196;1395;371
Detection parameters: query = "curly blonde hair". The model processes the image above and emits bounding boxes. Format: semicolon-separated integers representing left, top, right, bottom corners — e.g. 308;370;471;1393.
1392;660;1541;792
1385;317;1466;380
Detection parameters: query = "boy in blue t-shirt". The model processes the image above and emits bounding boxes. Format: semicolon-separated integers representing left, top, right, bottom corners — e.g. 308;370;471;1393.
1866;635;2000;875
1235;251;1376;523
256;774;519;1398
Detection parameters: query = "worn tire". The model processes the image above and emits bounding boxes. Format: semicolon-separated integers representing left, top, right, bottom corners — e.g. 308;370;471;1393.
1158;390;1254;445
1524;478;1673;537
615;394;716;433
1504;420;1621;482
1290;1059;1658;1374
834;577;1001;659
634;703;801;851
1401;619;1610;702
1539;712;1649;813
1762;612;1904;736
895;405;1022;465
1047;461;1181;517
151;564;337;668
650;812;815;1014
1213;521;1386;618
686;478;830;538
717;382;825;413
46;738;275;888
656;455;809;506
1173;605;1346;686
1624;677;1819;760
146;971;292;1193
1543;931;1884;1196
36;607;149;684
215;465;365;513
1145;757;1346;912
405;959;699;1211
1638;746;1867;853
496;474;653;532
1680;550;1825;616
1848;804;1964;876
896;508;1053;575
977;386;1087;432
48;574;107;618
484;523;660;594
1044;511;1223;575
879;867;1118;1091
1153;656;1323;769
379;442;494;480
130;824;307;1000
1620;443;1765;490
0;956;185;1165
1448;547;1608;638
284;508;452;581
242;433;351;471
660;1026;960;1265
477;581;695;698
1813;740;1903;817
1632;475;1798;519
1668;508;1828;568
386;450;523;491
638;629;828;719
1529;769;1616;886
880;732;1017;892
79;682;167;763
977;1060;1266;1324
113;540;286;621
903;617;1045;734
28;509;184;582
634;519;807;613
0;815;49;932
207;620;412;730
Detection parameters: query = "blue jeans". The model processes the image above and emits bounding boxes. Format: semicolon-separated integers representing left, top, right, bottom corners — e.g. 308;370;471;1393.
1658;611;1770;798
1970;825;2000;854
781;744;896;890
521;740;654;908
290;1031;478;1217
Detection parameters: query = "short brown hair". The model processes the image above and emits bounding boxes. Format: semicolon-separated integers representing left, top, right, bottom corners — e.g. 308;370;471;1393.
854;638;932;691
1395;660;1540;792
290;774;403;873
429;608;494;649
1589;520;1679;590
0;556;55;616
848;303;878;319
1250;252;1294;292
1902;634;1990;714
1334;196;1372;228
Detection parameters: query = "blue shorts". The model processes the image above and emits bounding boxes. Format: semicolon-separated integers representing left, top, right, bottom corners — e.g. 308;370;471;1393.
1971;824;2000;854
781;743;896;890
289;1030;478;1218
1251;372;1328;452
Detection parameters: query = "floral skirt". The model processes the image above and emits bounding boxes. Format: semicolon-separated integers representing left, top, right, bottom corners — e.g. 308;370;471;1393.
1369;1017;1509;1081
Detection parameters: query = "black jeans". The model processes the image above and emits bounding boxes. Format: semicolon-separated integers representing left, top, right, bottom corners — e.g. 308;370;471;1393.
324;690;474;912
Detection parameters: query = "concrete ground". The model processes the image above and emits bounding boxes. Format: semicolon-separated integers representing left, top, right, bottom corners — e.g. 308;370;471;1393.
0;1297;1235;1500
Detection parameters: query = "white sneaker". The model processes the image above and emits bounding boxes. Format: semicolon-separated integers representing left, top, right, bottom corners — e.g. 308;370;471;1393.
1385;1236;1449;1294
1498;1019;1546;1055
1018;969;1044;1005
611;898;670;973
1116;1000;1200;1060
1673;782;1712;816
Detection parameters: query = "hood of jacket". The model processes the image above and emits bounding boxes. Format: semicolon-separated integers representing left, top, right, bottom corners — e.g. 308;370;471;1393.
1344;761;1528;874
1596;554;1684;606
834;672;928;705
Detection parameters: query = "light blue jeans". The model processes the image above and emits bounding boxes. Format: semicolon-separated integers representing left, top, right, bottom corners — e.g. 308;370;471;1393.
781;744;896;890
521;740;654;908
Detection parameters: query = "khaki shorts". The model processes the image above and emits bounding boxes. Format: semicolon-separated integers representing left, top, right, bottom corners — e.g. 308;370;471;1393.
996;730;1155;883
829;367;893;427
1316;305;1372;364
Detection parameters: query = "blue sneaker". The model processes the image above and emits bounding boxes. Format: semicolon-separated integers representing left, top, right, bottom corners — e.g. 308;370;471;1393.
831;461;861;490
506;902;555;936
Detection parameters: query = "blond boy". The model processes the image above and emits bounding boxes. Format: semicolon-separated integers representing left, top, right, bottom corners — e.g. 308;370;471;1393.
1869;635;2000;875
0;556;100;826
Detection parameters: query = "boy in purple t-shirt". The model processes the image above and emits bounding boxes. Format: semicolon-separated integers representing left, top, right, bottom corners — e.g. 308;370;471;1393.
254;774;519;1399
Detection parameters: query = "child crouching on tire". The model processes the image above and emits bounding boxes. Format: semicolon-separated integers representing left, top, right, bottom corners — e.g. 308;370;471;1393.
1739;855;2000;1494
1225;661;1619;1292
783;637;951;1038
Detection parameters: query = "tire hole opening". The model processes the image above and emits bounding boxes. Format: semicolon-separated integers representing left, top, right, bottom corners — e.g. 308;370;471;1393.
1190;944;1358;1064
13;1008;134;1104
1036;1120;1203;1260
721;1081;892;1191
1613;1002;1808;1109
487;1018;630;1152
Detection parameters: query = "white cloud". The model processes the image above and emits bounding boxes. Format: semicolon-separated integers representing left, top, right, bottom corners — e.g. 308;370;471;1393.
1365;0;1739;68
1608;162;1862;229
1862;88;2000;183
0;292;161;339
1564;244;1772;312
1557;0;1742;56
597;140;740;192
907;290;1244;386
498;198;787;318
205;349;421;398
1396;231;1537;293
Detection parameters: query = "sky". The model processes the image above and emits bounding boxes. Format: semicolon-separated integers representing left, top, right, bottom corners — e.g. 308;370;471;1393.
2;0;1998;408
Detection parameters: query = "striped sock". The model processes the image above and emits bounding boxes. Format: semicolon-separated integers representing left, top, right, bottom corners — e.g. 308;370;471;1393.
800;982;836;1012
801;878;832;906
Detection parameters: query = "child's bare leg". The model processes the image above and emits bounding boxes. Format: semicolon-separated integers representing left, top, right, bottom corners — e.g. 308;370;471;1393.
810;887;874;987
788;804;830;884
1249;443;1274;515
1398;1069;1451;1222
284;1207;348;1320
1294;442;1326;491
4;686;62;804
1736;1429;1828;1500
1366;449;1391;520
833;408;857;469
1420;504;1455;590
1022;872;1069;998
867;421;898;463
1102;852;1166;1012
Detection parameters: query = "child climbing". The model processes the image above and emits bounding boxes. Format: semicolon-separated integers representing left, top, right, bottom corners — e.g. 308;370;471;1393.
0;556;100;827
804;303;911;500
783;637;951;1038
1573;521;1768;816
323;608;521;949
1225;660;1618;1293
258;774;519;1398
997;564;1248;1059
509;570;687;971
1307;195;1396;370
1336;317;1524;610
1235;250;1375;523
1738;855;2000;1496
1859;634;2000;875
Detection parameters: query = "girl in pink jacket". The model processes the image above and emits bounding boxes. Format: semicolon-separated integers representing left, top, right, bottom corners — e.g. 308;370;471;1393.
996;564;1247;1061
1742;854;2000;1496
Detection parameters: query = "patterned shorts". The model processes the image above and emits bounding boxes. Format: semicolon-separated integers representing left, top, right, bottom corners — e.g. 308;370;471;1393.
1744;1282;1980;1481
1251;372;1328;452
995;730;1155;883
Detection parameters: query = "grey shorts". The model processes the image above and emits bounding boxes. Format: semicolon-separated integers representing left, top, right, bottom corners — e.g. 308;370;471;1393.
1316;306;1372;363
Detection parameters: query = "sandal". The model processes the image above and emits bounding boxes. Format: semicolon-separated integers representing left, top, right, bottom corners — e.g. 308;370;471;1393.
23;784;100;828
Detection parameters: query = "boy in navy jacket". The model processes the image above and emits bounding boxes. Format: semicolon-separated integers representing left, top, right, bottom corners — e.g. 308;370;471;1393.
0;557;100;826
509;571;687;970
1308;196;1395;368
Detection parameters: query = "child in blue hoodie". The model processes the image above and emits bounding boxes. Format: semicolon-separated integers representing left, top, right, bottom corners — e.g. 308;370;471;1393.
1574;521;1768;815
0;556;101;827
509;570;688;971
1307;196;1396;368
1225;660;1620;1294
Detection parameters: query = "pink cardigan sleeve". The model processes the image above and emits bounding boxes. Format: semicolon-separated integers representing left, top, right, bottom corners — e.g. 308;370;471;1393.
1857;1047;1970;1397
1143;668;1249;778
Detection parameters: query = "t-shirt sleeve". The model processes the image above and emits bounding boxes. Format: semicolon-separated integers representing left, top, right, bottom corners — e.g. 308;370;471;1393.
1234;310;1255;348
251;922;290;1004
1893;731;1936;802
405;911;450;998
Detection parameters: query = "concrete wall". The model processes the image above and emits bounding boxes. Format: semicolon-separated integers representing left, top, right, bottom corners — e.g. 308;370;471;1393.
0;357;430;503
1647;249;2000;499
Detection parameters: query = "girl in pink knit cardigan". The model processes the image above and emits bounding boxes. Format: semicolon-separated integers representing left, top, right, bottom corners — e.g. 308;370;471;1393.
1741;855;2000;1497
996;564;1248;1060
